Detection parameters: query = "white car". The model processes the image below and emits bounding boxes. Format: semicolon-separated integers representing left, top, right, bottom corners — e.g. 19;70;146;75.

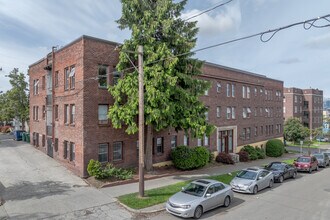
230;167;274;194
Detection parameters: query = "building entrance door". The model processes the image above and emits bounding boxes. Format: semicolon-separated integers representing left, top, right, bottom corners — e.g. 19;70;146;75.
47;138;53;158
219;130;233;153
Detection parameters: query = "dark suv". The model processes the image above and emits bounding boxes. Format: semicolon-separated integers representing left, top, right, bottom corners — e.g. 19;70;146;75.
293;156;318;173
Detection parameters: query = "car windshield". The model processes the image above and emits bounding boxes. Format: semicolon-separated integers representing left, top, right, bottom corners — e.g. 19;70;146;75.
314;154;323;159
236;170;257;180
268;163;285;170
297;157;311;162
182;183;206;197
324;153;330;157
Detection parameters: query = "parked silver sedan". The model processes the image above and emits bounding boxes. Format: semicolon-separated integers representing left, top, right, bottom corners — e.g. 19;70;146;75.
166;179;234;219
230;167;274;194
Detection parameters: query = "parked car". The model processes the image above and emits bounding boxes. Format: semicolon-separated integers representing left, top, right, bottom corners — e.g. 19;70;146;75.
264;162;297;183
230;167;274;194
166;179;234;219
293;156;318;173
316;137;329;142
323;151;330;158
313;153;330;167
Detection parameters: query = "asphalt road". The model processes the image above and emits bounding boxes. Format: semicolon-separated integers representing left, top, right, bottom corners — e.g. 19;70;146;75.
148;166;330;220
286;145;329;155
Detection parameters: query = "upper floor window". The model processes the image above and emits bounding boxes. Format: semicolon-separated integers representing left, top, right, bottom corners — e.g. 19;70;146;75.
112;69;121;86
226;83;230;97
242;86;246;98
70;104;75;124
55;71;59;88
247;87;251;99
64;104;69;124
205;107;209;121
64;67;70;90
98;105;109;124
217;83;221;93
294;95;297;103
69;65;75;89
33;79;39;95
98;65;108;88
231;84;235;97
42;76;46;90
204;81;209;96
231;107;236;119
226;107;231;119
217;106;221;118
254;87;257;96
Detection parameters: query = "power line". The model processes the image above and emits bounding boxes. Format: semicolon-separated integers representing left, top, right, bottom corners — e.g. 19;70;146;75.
183;0;234;21
145;14;330;67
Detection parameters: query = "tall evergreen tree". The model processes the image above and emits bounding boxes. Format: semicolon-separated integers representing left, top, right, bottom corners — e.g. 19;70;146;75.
109;0;214;170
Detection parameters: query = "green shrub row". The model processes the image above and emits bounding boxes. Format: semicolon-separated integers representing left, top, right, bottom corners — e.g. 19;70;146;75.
171;146;210;170
240;145;265;160
87;160;133;180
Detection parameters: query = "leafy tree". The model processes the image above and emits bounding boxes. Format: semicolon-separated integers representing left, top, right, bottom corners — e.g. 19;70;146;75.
0;69;29;129
311;127;323;140
109;0;214;170
284;117;309;142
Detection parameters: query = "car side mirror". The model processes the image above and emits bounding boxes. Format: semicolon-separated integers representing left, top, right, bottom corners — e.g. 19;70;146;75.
205;193;211;198
258;176;263;180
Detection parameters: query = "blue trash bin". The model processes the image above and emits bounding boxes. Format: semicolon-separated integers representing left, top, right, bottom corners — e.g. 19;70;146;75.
13;130;24;141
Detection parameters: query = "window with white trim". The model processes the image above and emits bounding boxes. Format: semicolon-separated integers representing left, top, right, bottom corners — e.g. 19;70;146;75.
98;105;109;124
216;106;221;118
98;143;108;163
113;141;123;161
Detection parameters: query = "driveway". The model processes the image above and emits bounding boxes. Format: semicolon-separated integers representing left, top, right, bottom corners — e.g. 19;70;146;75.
0;134;132;220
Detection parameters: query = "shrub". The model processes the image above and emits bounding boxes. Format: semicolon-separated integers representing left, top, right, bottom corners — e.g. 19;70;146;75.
216;152;234;164
87;160;133;180
194;146;210;168
237;151;249;162
266;139;284;157
255;147;266;159
171;146;209;170
241;145;258;160
208;150;215;163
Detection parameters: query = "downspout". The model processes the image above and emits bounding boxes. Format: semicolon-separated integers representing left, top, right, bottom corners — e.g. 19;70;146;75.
52;47;56;148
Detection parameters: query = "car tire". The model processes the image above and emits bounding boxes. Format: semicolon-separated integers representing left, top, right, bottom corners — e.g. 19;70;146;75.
269;179;273;188
279;175;284;183
309;168;312;173
193;206;203;219
223;196;231;207
253;185;258;194
292;172;297;179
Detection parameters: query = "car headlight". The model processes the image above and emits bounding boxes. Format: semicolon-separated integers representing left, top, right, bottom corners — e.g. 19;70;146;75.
181;204;191;209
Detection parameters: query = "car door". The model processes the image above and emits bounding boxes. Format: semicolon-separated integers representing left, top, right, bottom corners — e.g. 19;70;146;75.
258;171;269;189
284;165;291;179
203;184;217;211
214;183;226;207
312;157;317;170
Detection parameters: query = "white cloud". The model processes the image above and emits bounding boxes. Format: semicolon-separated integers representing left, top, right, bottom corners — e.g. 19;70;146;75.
182;3;241;36
305;33;330;49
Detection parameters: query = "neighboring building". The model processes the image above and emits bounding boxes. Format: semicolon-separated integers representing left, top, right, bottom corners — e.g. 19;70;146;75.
29;35;284;177
323;98;330;110
323;109;330;133
283;87;323;131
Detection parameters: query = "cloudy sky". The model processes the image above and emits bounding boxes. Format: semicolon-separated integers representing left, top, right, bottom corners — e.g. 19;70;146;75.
1;0;330;96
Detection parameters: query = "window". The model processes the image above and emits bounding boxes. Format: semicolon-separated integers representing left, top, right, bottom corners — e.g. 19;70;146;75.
69;65;75;89
42;105;45;120
33;106;39;121
216;106;221;118
33;79;39;95
113;142;123;161
55;105;59;120
171;136;177;148
231;107;236;119
294;106;297;113
63;141;68;159
254;87;257;96
64;104;69;124
204;135;209;146
283;107;286;113
254;107;258;117
55;71;59;87
98;105;109;124
294;95;297;103
247;87;251;99
64;67;70;90
243;107;247;118
260;107;263;116
99;143;108;163
231;84;235;97
204;82;209;96
226;107;231;119
255;127;258;136
226;83;230;97
42;134;45;147
70;142;75;161
98;65;108;88
205;107;209;121
300;106;302;113
246;128;251;139
242;128;246;140
34;133;39;147
42;76;45;90
197;138;202;146
217;83;221;93
70;104;75;124
156;137;164;154
242;86;246;98
184;134;189;146
112;69;121;86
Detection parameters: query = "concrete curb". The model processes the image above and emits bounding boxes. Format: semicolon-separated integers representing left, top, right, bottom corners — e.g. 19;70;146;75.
114;198;165;214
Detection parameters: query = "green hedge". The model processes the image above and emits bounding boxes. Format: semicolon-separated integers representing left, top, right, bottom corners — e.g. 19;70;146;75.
266;139;284;157
240;145;266;160
171;146;210;170
87;159;133;180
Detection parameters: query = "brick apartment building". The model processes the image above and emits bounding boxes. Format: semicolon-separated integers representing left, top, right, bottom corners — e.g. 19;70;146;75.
283;87;323;130
29;35;284;177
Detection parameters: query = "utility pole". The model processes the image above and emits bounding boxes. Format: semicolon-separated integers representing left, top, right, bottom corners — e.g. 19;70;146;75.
138;45;145;197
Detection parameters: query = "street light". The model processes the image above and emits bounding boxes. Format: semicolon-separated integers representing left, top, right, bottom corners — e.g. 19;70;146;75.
115;45;145;197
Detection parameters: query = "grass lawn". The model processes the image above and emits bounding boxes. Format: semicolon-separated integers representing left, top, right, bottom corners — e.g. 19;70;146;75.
118;172;238;210
287;141;325;149
282;158;295;165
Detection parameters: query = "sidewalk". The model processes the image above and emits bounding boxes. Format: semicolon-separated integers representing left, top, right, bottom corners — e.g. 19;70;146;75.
100;153;298;213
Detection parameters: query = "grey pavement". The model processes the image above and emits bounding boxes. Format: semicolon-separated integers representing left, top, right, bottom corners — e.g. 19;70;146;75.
0;133;132;220
286;145;330;155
